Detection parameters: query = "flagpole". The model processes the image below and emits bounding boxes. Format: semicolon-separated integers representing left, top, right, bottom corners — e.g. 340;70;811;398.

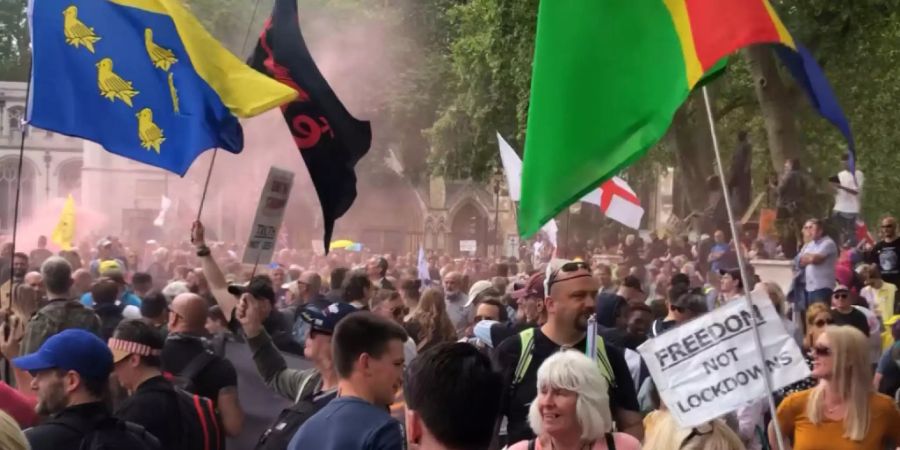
4;61;33;385
195;0;265;224
701;86;786;450
8;60;33;299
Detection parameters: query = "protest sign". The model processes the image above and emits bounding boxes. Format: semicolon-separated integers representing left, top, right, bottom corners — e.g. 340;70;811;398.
637;295;809;428
243;167;294;265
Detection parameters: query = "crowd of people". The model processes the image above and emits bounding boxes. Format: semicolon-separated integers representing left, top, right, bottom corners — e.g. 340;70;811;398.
0;200;897;450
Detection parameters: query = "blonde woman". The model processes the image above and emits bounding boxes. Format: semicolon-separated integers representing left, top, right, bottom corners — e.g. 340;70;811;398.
0;410;28;450
508;351;640;450
404;287;457;352
644;409;745;450
773;325;900;449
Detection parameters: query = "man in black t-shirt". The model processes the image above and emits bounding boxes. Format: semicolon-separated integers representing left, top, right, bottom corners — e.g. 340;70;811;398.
830;285;870;336
162;293;243;437
494;259;642;444
866;216;900;287
111;319;204;450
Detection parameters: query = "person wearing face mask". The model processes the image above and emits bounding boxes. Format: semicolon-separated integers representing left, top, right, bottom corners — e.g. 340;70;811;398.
772;325;900;450
507;351;641;450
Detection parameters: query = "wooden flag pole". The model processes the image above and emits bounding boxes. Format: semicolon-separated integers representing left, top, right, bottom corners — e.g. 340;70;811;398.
701;86;787;450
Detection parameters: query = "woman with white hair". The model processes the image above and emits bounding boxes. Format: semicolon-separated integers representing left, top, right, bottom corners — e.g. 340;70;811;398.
773;325;900;449
508;350;640;450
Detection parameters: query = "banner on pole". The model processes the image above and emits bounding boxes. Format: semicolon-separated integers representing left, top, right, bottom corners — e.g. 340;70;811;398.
637;295;809;428
243;167;294;265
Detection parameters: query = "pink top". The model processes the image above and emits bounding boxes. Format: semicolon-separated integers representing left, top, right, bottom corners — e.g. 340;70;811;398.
0;381;38;428
508;433;642;450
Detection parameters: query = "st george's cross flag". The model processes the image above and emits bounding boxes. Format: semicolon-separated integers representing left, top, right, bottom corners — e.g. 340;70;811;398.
499;133;643;230
581;177;644;229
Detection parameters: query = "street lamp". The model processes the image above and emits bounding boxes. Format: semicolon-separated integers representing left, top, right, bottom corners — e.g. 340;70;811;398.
43;151;52;199
492;165;504;259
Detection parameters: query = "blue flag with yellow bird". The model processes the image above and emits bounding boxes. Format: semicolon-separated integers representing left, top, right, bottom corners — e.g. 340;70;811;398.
26;0;297;175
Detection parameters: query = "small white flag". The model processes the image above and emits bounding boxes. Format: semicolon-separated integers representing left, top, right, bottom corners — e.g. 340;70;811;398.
417;246;431;283
153;195;172;227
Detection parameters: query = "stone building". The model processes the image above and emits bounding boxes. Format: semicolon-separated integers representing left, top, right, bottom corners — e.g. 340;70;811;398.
0;81;84;235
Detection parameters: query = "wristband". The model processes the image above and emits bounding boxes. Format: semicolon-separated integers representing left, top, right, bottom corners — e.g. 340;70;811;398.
196;245;211;257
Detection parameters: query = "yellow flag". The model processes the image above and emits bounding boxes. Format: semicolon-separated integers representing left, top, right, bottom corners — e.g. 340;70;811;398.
51;195;76;251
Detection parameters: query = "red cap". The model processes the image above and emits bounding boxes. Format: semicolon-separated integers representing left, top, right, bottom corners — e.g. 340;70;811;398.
511;272;546;299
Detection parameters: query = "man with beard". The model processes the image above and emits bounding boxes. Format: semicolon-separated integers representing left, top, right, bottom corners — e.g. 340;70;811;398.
494;259;642;445
12;329;159;450
442;271;468;334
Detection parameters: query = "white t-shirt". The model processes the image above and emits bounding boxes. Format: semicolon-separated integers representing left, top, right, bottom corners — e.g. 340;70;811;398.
833;169;863;214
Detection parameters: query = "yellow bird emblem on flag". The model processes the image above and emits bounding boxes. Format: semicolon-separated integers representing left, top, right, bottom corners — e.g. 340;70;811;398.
144;28;178;71
96;57;139;107
62;5;100;53
136;108;165;153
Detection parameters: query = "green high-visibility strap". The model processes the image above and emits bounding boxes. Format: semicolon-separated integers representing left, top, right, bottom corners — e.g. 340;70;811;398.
513;329;615;387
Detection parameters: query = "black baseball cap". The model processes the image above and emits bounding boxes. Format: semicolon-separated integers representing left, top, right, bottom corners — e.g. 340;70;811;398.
227;275;276;303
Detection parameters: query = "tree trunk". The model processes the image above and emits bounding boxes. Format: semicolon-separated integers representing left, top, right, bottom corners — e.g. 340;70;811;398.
744;46;803;170
671;99;714;215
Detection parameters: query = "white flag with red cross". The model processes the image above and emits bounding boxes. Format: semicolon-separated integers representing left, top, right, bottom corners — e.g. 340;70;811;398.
580;177;644;229
498;132;644;231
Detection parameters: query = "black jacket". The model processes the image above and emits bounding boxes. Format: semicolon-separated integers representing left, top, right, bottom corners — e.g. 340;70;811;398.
25;402;109;450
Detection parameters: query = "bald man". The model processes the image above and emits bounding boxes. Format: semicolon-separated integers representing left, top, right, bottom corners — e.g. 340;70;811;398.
23;271;45;303
71;268;93;298
161;293;244;437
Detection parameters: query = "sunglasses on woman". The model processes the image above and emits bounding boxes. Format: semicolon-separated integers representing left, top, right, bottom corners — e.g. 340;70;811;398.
811;345;831;357
814;318;834;327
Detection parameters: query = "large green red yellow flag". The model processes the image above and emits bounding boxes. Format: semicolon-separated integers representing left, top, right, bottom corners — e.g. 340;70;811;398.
518;0;796;236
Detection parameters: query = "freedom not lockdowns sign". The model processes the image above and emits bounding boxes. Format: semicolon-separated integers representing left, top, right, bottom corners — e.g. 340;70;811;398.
637;295;809;428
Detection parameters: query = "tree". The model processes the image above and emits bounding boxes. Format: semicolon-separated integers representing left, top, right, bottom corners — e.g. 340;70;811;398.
0;0;30;81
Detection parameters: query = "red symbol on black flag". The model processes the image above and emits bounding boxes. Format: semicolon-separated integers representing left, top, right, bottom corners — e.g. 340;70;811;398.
247;0;372;253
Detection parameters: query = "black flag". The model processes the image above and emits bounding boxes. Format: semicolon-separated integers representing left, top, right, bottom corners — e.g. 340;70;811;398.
249;0;371;252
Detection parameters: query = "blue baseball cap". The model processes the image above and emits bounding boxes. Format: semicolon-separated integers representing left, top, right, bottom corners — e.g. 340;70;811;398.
299;302;357;334
13;329;113;380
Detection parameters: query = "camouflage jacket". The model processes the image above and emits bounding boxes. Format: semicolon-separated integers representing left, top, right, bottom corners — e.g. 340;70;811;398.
20;299;102;355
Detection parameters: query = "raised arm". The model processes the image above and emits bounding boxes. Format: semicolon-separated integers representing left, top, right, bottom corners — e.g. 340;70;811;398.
191;221;237;320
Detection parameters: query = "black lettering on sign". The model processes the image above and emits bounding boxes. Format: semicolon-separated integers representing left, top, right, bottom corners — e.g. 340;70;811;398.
701;347;740;375
254;225;277;240
655;307;768;372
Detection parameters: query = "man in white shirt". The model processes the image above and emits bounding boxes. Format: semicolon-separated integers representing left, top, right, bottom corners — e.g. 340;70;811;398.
831;153;863;246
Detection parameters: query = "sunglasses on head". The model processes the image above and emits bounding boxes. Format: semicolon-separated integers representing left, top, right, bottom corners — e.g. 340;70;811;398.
814;318;834;327
545;261;591;290
811;345;831;357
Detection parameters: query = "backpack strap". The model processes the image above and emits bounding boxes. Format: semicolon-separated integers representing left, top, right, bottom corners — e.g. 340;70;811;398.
527;439;536;450
512;328;615;387
513;328;536;385
605;432;616;450
294;371;320;403
179;350;217;387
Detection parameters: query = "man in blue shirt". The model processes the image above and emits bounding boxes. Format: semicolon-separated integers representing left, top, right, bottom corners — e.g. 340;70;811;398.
288;312;407;450
798;218;838;305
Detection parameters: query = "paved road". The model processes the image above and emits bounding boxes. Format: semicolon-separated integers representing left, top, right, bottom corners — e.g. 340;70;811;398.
224;341;312;449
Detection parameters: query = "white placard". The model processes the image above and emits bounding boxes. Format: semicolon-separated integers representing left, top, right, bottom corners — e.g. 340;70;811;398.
637;295;809;428
243;167;294;265
459;240;477;253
